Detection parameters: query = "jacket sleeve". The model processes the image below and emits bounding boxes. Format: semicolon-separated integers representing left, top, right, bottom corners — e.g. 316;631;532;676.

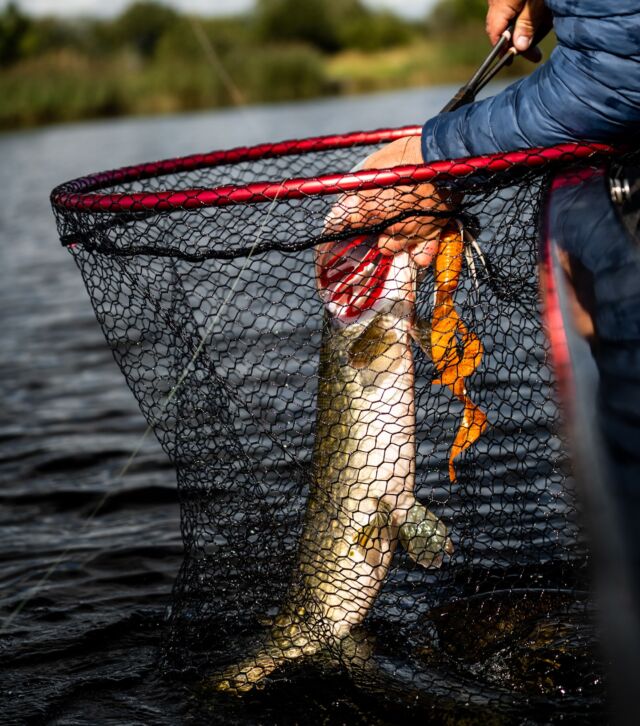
422;42;640;162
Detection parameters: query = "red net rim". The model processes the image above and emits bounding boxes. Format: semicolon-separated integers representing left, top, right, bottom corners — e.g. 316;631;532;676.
50;125;616;216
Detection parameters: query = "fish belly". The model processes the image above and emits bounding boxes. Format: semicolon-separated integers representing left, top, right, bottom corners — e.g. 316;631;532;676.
290;317;416;640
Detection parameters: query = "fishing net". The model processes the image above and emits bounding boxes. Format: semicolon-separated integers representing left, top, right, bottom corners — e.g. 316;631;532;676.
51;128;618;724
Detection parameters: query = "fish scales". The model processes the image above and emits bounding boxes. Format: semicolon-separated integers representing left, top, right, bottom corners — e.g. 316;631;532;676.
213;246;453;694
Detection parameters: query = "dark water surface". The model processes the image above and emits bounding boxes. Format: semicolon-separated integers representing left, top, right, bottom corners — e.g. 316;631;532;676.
0;84;603;725
0;86;460;725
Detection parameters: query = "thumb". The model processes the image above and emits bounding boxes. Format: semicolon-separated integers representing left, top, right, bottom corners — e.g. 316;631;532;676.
513;0;546;52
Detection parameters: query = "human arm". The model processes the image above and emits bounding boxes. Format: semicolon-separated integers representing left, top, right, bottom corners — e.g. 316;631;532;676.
424;0;640;160
328;0;555;261
329;1;640;258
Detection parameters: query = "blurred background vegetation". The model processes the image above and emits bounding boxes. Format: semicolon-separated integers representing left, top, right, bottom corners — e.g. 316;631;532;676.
0;0;554;130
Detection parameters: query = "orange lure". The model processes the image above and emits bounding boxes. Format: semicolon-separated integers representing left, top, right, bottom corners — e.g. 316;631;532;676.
431;223;487;483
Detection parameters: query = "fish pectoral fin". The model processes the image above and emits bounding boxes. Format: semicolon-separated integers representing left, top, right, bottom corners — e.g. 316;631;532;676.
397;503;454;568
348;315;399;370
353;509;390;550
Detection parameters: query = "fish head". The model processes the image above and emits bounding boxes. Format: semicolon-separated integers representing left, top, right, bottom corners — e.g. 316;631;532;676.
315;235;416;327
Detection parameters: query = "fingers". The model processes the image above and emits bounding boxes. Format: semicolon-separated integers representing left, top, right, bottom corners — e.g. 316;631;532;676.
327;182;444;232
412;237;441;269
486;0;552;64
324;190;362;234
375;185;448;264
378;221;443;268
486;0;525;46
513;2;537;51
322;135;450;269
513;0;550;53
327;194;444;268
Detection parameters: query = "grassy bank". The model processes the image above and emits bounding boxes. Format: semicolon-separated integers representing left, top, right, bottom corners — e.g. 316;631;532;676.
0;1;555;131
0;45;331;129
0;40;549;131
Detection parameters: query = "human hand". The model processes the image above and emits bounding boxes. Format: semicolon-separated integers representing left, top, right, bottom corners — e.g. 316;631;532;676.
325;136;452;269
486;0;553;62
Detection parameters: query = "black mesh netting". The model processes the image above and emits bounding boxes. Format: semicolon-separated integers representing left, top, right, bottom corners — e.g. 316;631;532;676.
51;133;617;722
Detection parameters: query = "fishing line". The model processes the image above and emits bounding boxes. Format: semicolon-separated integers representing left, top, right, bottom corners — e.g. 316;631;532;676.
187;16;247;108
186;15;272;141
1;192;284;635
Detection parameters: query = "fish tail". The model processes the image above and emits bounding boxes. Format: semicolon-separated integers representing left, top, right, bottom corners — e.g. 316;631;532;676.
208;610;326;694
211;647;286;694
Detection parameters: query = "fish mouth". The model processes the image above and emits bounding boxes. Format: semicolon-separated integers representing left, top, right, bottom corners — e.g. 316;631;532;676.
316;234;395;323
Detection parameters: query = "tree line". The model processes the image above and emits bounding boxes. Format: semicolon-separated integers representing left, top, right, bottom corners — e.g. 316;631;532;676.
0;0;528;129
0;0;437;65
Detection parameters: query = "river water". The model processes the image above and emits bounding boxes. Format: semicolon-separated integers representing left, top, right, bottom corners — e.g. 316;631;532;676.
0;85;604;725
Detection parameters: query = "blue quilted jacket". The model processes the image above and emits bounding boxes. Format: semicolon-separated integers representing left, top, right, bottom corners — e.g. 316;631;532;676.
422;0;640;161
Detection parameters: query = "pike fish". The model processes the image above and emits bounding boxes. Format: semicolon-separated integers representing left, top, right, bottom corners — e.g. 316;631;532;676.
215;234;453;694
